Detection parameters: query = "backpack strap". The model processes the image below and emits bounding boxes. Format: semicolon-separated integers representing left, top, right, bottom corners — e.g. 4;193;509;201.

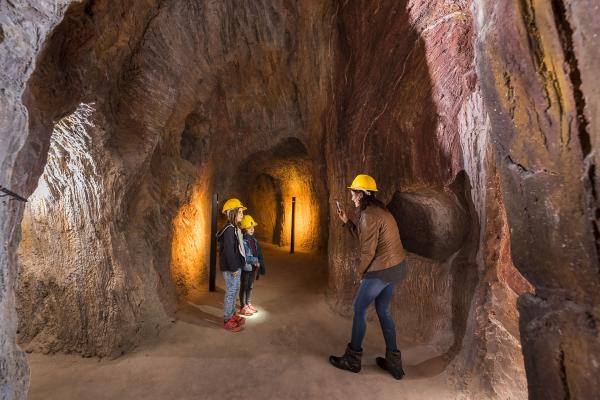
216;223;234;238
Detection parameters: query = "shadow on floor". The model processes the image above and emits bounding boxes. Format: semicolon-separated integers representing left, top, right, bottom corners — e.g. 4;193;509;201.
404;354;451;380
175;287;225;329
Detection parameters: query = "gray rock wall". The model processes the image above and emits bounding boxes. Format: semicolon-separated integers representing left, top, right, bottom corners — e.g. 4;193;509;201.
1;2;80;398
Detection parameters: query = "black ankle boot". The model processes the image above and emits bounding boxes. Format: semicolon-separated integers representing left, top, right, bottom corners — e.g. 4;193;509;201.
376;349;405;380
329;344;362;373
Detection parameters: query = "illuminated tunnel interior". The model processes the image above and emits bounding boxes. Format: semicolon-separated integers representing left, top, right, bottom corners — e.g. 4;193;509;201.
236;137;323;252
1;1;599;399
249;173;284;246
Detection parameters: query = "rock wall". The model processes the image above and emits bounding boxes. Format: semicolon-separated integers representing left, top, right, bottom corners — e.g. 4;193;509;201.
236;137;322;252
2;0;598;399
474;1;600;398
448;88;532;398
16;0;178;358
14;0;334;359
248;173;284;246
324;1;533;398
1;2;81;398
16;103;172;356
325;0;474;305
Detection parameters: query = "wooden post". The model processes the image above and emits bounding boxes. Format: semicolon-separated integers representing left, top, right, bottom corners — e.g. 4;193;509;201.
209;193;219;292
290;196;296;254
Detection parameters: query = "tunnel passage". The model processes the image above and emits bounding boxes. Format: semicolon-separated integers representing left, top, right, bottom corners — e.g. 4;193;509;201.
170;135;326;299
4;0;599;399
236;137;323;253
249;173;284;246
11;0;526;393
9;0;524;393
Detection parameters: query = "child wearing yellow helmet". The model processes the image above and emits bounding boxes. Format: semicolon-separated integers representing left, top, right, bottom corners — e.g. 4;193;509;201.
216;198;248;332
239;215;266;315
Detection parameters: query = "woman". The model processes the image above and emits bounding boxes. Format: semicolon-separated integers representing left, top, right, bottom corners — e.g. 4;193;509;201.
329;174;407;380
217;198;247;332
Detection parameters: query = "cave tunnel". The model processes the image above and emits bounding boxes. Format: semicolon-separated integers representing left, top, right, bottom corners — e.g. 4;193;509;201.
237;136;323;252
1;1;599;399
249;172;285;247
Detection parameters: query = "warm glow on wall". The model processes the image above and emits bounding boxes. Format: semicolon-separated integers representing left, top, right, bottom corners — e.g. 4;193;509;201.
171;181;211;296
242;137;321;252
277;168;319;252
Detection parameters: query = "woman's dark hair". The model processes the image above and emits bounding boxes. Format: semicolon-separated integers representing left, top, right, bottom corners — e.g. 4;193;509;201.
226;208;240;226
352;190;387;211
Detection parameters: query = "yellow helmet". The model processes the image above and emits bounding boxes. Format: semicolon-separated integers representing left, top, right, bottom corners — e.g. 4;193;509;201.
221;198;247;214
240;215;258;230
348;174;378;192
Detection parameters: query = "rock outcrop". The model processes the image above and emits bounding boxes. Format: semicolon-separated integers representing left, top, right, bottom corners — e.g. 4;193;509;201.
388;188;470;261
1;2;81;398
1;0;598;399
325;1;530;398
474;1;600;398
14;0;335;358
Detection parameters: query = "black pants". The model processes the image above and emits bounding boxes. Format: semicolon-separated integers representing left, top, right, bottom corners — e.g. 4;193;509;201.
239;270;256;306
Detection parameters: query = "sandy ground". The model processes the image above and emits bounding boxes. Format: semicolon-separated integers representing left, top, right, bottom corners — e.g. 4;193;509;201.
26;245;460;400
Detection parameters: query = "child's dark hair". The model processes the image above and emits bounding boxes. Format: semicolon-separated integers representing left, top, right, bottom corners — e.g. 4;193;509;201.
352;190;387;211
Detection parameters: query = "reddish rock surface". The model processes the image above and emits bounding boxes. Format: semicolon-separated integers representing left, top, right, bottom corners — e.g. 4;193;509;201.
474;0;600;398
1;0;598;399
13;0;335;358
388;188;470;261
325;1;530;398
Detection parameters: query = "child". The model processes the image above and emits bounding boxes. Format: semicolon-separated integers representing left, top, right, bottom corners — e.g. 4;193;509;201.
217;198;247;332
239;215;266;315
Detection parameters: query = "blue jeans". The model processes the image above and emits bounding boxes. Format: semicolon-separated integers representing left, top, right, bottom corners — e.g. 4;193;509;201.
223;269;241;322
350;278;397;352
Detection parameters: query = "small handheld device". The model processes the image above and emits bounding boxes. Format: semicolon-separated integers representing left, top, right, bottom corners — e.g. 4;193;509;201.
335;199;342;214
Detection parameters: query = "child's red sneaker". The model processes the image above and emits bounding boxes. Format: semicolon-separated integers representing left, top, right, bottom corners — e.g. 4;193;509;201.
224;317;243;332
247;304;258;313
233;314;246;326
239;305;254;316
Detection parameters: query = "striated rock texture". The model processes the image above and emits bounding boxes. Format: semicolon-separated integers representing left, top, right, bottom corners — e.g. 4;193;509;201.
388;188;470;261
14;0;334;357
1;1;81;398
1;0;598;399
474;0;600;398
325;1;530;398
16;103;168;356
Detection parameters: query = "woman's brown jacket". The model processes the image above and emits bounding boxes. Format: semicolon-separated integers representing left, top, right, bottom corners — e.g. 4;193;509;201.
345;205;406;275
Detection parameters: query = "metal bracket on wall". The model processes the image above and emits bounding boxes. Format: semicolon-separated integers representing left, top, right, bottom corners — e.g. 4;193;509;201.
0;185;28;202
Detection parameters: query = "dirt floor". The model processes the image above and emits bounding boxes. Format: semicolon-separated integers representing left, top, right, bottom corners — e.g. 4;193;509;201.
26;245;461;399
